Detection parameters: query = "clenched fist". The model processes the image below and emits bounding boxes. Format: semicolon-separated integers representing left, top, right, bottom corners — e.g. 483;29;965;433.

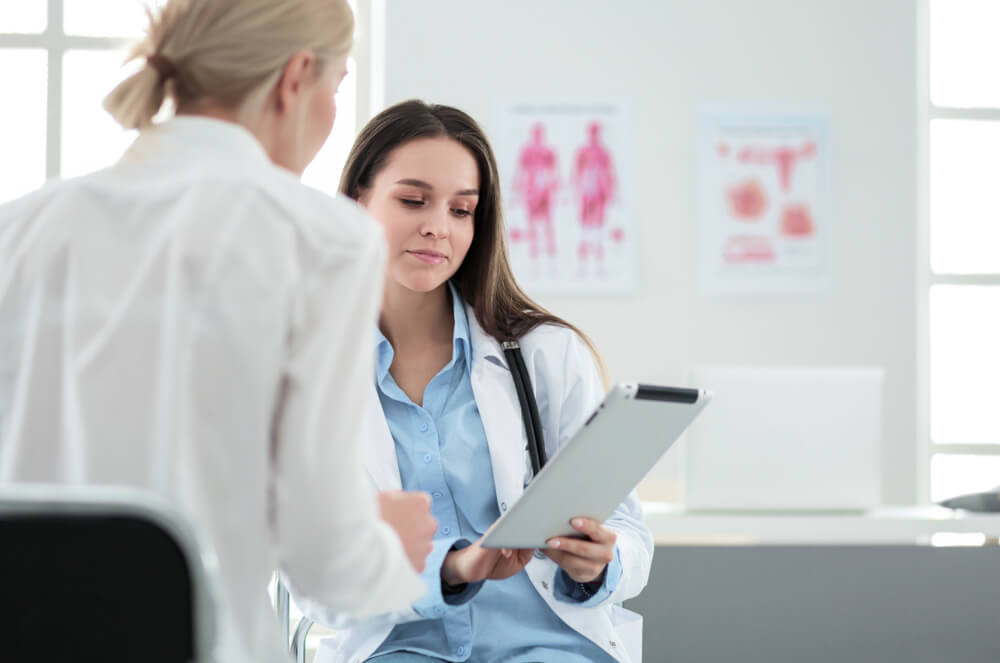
378;490;437;572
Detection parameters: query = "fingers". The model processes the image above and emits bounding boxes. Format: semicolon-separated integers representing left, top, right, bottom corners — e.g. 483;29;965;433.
568;517;617;545
544;536;615;565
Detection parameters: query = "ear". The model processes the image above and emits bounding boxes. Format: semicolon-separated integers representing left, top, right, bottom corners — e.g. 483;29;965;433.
274;49;316;115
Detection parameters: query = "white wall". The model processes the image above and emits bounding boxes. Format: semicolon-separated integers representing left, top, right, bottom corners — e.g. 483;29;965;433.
381;0;919;504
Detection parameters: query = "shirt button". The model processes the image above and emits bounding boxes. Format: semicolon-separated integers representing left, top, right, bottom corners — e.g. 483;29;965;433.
456;647;465;656
423;453;432;464
441;526;451;535
432;491;443;498
434;606;444;616
533;549;546;559
419;422;429;432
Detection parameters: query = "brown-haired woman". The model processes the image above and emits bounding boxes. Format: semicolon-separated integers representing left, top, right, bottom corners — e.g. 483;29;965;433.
304;100;652;663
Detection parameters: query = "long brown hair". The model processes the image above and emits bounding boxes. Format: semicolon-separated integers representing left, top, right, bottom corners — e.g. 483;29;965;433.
340;99;606;380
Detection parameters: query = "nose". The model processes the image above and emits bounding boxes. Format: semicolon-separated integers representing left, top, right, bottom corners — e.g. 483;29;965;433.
418;206;450;239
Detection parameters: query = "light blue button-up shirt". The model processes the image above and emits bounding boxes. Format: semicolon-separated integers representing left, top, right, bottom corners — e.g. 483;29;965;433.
370;285;619;663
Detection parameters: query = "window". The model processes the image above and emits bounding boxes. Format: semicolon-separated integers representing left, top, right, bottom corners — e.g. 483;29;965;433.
0;0;366;205
920;0;1000;503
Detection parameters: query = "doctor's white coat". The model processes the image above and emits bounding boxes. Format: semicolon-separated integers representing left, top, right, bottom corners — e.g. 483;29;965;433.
305;303;652;663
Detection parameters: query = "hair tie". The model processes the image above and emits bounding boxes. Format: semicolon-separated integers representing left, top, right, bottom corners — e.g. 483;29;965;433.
146;53;178;82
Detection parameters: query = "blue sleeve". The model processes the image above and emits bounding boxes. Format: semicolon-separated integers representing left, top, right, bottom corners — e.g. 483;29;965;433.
552;544;623;606
412;537;485;618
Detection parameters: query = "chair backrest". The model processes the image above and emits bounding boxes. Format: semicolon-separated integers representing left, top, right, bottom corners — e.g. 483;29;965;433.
0;484;218;662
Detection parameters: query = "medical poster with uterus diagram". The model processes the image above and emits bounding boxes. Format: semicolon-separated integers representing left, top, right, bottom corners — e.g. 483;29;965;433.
496;101;636;294
698;108;831;295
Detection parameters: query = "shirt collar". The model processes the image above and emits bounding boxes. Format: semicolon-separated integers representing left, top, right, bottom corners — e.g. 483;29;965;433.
375;282;472;386
125;115;271;166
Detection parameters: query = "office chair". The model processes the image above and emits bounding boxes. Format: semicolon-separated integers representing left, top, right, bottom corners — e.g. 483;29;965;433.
0;484;219;663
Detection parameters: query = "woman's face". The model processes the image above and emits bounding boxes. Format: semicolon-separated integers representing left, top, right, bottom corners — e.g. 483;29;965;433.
360;137;479;294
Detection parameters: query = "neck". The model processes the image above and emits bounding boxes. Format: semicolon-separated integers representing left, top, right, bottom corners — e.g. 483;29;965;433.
177;103;293;173
380;281;454;350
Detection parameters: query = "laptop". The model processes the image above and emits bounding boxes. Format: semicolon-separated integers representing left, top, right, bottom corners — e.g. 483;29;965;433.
684;366;882;511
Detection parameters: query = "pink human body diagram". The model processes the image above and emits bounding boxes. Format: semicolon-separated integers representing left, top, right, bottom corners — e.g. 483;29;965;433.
513;123;560;261
572;122;619;272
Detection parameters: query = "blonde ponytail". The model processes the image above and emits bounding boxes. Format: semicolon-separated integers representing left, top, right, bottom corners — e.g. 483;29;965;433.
103;0;354;130
103;61;168;130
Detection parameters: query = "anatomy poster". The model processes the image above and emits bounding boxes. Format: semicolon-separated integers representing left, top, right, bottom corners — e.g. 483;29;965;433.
497;101;636;294
698;109;831;295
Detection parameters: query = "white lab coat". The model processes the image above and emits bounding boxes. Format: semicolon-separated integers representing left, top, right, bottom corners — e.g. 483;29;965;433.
307;303;652;663
0;117;424;663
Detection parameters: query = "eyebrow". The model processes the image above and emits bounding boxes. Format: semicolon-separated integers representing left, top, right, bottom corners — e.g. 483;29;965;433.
395;178;479;197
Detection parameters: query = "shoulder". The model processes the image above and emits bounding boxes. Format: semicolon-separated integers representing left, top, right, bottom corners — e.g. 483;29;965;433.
519;322;581;355
243;166;385;262
517;322;598;384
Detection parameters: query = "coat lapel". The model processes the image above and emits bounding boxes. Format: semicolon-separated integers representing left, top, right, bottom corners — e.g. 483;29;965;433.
466;304;527;510
362;385;402;490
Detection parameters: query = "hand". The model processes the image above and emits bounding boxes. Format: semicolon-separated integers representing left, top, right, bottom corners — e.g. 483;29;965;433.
543;517;617;584
378;490;437;573
441;535;534;587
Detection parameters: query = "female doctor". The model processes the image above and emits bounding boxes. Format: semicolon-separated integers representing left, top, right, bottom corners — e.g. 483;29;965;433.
0;3;435;662
308;100;652;663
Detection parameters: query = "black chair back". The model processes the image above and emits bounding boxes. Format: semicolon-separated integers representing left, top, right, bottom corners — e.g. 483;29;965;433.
1;486;217;662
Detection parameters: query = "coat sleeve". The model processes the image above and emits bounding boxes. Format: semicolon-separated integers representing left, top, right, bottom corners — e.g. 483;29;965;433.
273;210;424;618
548;329;654;606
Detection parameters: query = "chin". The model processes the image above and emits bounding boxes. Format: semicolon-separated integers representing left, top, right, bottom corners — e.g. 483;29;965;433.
397;272;450;294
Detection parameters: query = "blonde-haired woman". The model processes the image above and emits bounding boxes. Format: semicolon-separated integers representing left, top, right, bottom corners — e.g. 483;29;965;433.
0;2;435;661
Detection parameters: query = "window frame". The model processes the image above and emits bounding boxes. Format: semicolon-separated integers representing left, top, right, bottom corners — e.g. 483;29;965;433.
0;0;377;187
917;0;1000;505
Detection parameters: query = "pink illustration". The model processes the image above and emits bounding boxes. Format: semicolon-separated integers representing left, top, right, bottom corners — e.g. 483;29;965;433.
738;141;816;191
572;122;618;269
780;203;815;237
513;123;560;260
727;178;768;220
723;236;776;264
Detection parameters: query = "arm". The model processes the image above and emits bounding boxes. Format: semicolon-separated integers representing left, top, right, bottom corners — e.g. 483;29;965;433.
273;210;424;617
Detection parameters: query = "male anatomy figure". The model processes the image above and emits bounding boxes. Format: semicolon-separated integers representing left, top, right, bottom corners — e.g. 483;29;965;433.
572;121;617;272
513;123;559;262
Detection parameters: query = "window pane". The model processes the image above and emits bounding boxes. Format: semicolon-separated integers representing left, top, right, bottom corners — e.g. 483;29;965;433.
64;0;164;38
930;285;1000;444
929;120;1000;274
301;58;357;196
930;0;1000;108
931;454;1000;502
62;50;137;178
0;50;47;204
0;4;47;33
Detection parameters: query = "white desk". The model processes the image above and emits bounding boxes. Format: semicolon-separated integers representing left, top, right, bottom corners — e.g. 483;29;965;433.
642;502;1000;544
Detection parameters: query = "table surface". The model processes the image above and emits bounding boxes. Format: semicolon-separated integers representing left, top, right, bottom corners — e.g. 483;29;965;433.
641;502;1000;544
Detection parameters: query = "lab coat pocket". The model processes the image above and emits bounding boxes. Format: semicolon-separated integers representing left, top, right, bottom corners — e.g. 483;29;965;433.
610;604;642;663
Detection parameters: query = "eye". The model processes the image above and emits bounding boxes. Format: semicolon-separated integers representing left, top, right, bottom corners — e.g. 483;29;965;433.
399;198;424;208
451;208;473;218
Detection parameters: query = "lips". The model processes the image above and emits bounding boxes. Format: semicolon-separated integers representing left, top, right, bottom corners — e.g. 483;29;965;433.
406;249;447;264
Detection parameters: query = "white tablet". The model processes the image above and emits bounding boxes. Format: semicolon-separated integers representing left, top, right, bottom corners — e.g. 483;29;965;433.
480;382;712;549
